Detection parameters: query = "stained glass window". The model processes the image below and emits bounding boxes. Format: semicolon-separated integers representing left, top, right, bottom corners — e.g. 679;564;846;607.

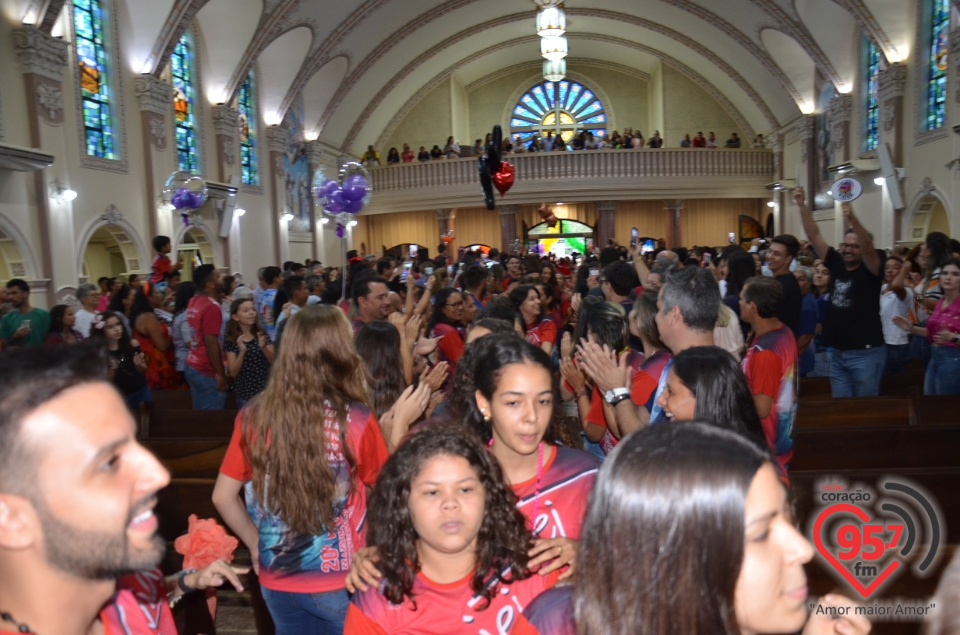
238;72;259;185
924;0;949;130
171;34;199;173
73;0;116;159
510;80;607;147
863;36;881;152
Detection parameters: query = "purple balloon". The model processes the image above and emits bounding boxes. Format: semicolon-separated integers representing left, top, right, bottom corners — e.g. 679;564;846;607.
175;186;191;196
325;199;344;214
189;192;204;208
344;198;364;214
335;223;345;238
171;193;187;209
342;175;368;202
321;180;340;198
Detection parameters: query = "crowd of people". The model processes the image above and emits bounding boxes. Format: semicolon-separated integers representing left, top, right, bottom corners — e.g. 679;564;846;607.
363;130;767;167
1;192;959;634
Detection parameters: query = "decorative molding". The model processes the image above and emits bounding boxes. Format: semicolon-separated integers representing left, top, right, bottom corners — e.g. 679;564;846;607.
211;105;240;137
36;81;63;122
499;204;520;216
794;116;815;164
134;75;173;115
101;205;123;224
832;0;900;66
149;117;167;151
266;125;289;155
878;64;907;103
142;0;205;77
435;209;455;221
222;139;236;166
919;176;936;198
12;26;69;81
304;140;324;166
595;201;617;213
828;94;853;124
464;59;651;94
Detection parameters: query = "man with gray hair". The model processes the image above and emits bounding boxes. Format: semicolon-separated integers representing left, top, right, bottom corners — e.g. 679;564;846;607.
74;282;100;338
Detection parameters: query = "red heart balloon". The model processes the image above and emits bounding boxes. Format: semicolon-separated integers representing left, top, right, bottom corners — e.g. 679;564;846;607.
492;161;515;197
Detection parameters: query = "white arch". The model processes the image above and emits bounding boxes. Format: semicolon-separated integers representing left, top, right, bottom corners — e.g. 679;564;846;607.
172;219;223;268
74;207;151;280
0;211;42;280
902;178;954;242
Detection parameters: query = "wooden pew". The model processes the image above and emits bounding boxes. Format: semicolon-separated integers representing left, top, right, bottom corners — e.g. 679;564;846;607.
792;425;960;471
797;396;916;429
156;477;221;542
145;439;228;479
141;408;238;439
914;395;960;425
150;389;238;412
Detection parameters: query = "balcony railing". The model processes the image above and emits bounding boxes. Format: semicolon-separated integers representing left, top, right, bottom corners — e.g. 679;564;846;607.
367;148;775;214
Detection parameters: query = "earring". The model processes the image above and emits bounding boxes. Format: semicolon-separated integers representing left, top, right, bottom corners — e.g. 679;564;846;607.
481;410;491;424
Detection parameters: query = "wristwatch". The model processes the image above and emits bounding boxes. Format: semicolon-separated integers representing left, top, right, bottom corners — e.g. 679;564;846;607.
604;387;631;406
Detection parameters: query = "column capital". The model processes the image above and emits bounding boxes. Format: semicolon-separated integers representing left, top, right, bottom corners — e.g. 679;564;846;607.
594;200;617;213
498;204;520;216
133;75;173;115
266;125;288;155
435;209;455;221
663;199;684;211
304;140;324;167
12;26;69;81
211;105;240;137
878;64;908;102
794;115;816;142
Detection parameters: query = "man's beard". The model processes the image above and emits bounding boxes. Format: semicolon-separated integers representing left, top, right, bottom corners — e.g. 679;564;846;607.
33;496;165;580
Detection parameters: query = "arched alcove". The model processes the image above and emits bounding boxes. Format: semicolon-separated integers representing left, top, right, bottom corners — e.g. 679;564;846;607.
525;219;595;257
0;212;41;283
75;208;150;283
903;178;954;245
173;221;221;280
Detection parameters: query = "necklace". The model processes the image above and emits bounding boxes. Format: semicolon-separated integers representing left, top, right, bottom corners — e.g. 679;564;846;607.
530;441;545;529
0;610;31;633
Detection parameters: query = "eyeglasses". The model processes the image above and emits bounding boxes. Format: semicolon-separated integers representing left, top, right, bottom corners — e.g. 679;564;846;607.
839;243;860;250
599;278;609;284
445;301;464;308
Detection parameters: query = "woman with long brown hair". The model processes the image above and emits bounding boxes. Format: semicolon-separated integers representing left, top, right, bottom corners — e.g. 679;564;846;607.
213;305;389;634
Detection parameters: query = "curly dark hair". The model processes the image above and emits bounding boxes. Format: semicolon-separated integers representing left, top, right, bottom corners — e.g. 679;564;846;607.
367;423;533;609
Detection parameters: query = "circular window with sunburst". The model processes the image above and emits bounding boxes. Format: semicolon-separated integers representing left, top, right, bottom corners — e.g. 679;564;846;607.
509;80;607;147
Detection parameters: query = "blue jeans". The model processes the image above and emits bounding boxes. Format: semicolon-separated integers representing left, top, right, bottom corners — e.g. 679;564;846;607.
924;345;960;395
184;365;227;410
827;346;886;398
884;343;911;376
124;386;152;411
259;587;349;635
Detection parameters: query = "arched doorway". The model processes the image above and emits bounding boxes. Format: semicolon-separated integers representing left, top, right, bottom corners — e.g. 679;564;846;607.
525;219;595;257
81;225;143;283
0;214;40;284
177;227;217;281
903;179;953;246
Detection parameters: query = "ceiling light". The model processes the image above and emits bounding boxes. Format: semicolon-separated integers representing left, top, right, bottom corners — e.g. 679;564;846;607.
874;177;886;186
537;4;566;37
541;35;568;61
320;217;329;224
543;59;566;82
767;201;776;208
49;180;77;202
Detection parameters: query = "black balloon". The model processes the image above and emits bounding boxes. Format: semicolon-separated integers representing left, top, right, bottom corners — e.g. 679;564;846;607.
478;156;495;210
478;124;504;210
487;124;502;175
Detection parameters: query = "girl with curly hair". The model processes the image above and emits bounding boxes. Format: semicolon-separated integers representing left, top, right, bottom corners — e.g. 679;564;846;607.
212;305;389;634
87;310;149;410
345;423;558;633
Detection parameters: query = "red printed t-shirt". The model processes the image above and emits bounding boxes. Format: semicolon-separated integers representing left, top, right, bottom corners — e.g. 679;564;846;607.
925;297;960;347
185;295;224;377
431;322;464;371
513;585;576;635
742;325;797;471
1;573;177;635
525;316;557;350
149;253;171;284
345;568;560;634
513;445;598;540
218;403;389;593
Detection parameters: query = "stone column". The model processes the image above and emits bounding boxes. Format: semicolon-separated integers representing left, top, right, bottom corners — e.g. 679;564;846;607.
828;93;853;164
133;75;173;240
266;125;289;265
499;204;519;253
878;64;907;166
594;200;616;248
304;141;324;261
794;115;816;196
436;209;455;256
771;136;785;235
13;25;68;305
211;104;239;183
663;200;683;248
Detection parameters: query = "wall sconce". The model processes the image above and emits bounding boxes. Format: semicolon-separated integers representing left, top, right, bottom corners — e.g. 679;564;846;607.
50;180;77;203
320;217;330;224
234;207;246;217
347;220;358;228
281;212;294;222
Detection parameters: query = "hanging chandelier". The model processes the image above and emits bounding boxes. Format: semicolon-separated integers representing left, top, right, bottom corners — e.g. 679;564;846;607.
537;4;566;38
540;35;568;62
543;59;566;82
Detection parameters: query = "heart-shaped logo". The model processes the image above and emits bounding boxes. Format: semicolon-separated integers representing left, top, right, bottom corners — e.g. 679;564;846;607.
812;504;901;599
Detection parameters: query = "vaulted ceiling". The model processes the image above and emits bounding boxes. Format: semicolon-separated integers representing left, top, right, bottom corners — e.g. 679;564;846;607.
13;0;919;155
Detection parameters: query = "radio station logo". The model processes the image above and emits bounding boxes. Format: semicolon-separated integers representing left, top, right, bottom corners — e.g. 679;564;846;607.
809;477;943;600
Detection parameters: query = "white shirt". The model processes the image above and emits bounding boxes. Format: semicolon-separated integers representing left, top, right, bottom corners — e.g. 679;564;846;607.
880;284;915;346
75;308;96;338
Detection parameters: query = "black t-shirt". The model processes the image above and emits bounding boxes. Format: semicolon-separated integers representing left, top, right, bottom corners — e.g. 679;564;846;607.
109;347;147;396
224;335;273;401
822;248;884;349
775;272;802;337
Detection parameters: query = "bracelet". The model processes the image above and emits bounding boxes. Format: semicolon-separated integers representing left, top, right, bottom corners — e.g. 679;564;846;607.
177;568;199;594
573;389;587;400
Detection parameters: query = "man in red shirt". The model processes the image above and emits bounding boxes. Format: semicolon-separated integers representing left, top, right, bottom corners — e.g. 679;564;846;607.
0;344;173;634
149;236;182;285
184;264;228;409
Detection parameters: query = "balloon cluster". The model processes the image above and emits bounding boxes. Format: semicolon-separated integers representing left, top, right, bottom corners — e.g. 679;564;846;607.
163;171;208;226
314;161;371;238
478;124;515;210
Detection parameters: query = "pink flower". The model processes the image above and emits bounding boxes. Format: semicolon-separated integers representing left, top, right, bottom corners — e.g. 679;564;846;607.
174;515;238;570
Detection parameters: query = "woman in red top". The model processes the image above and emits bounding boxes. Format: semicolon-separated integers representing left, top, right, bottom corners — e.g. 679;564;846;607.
130;282;182;389
212;305;389;634
427;287;466;372
509;284;557;355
